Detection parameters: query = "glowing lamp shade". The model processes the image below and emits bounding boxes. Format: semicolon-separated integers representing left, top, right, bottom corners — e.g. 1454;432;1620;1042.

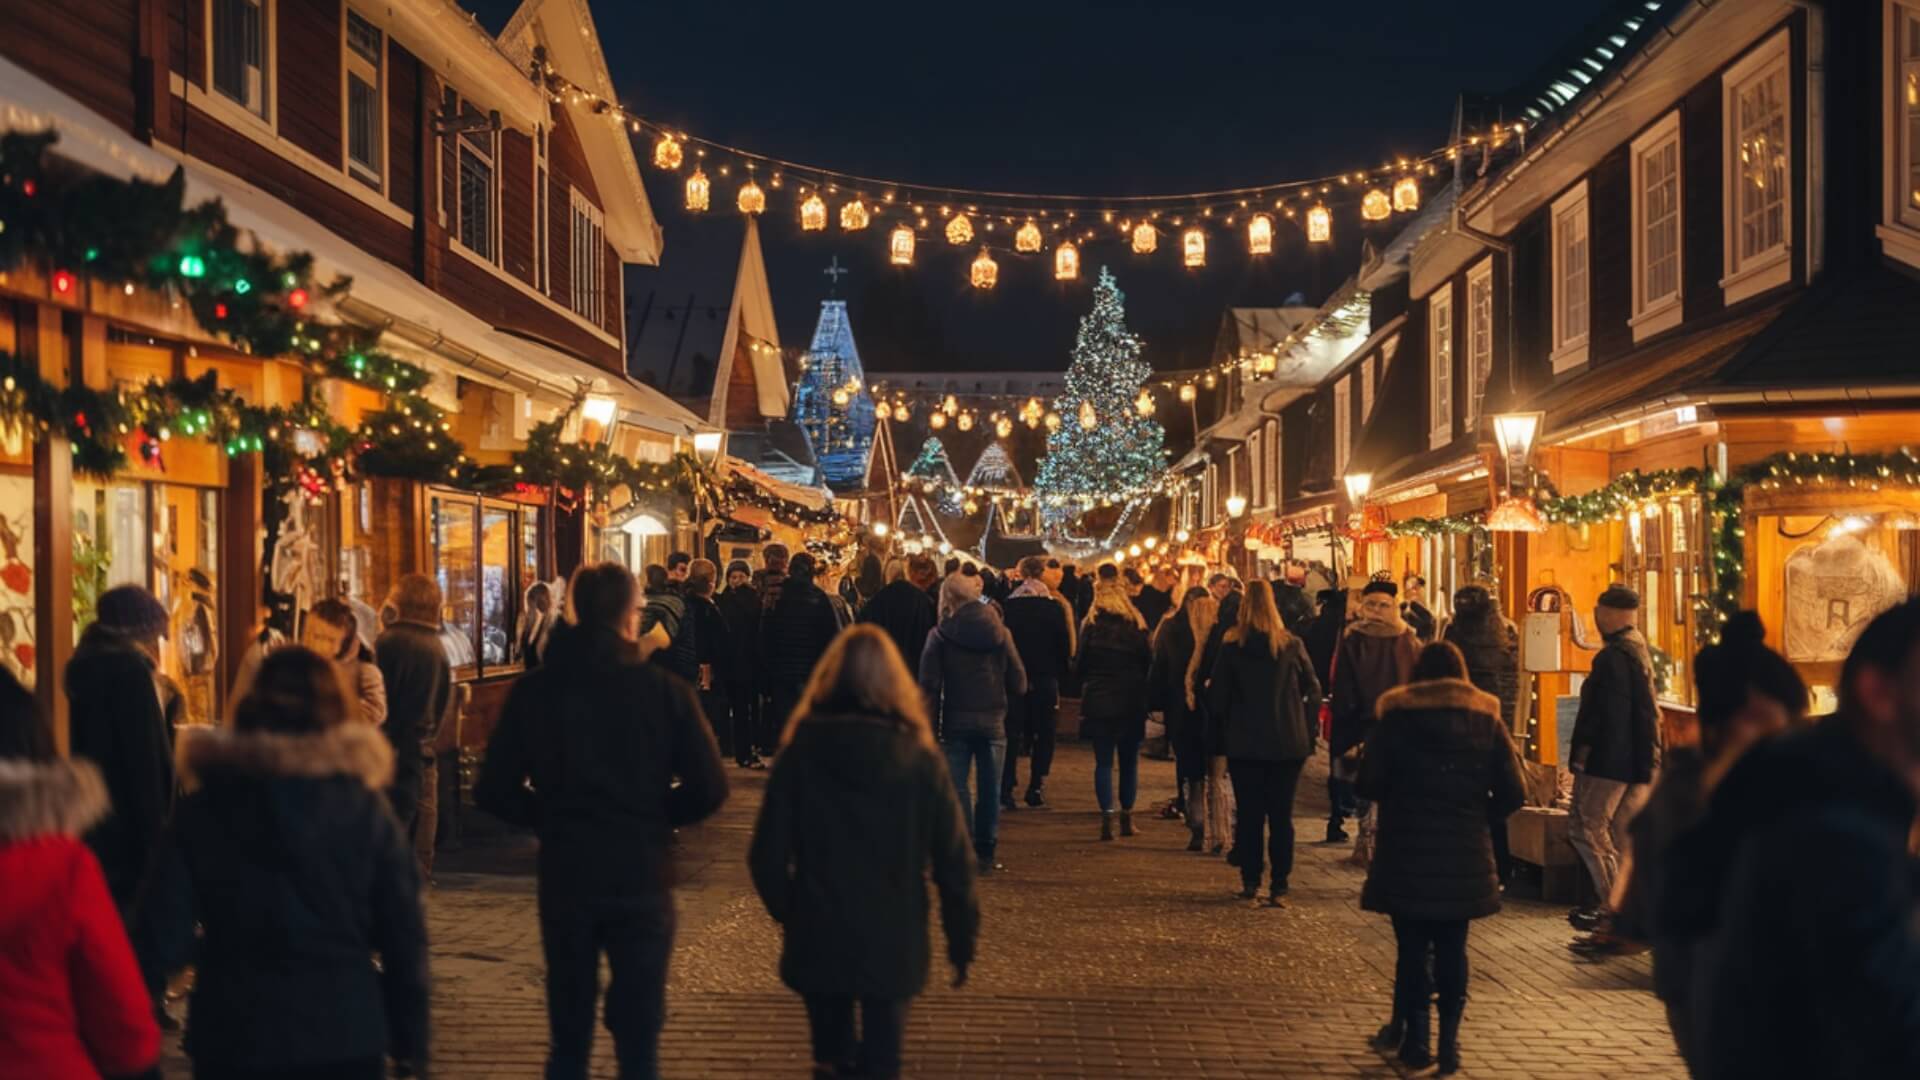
1343;472;1373;505
1015;221;1043;253
1179;383;1196;403
1247;213;1273;255
1077;400;1098;430
580;394;618;429
930;410;948;429
1044;411;1062;432
1131;222;1157;254
956;411;974;432
1176;528;1191;543
1492;411;1544;465
945;213;974;245
1307;204;1332;243
872;522;890;537
1129;544;1143;557
1487;495;1548;533
892;402;910;422
1225;494;1248;519
1183;227;1206;268
800;193;828;231
652;135;683;170
942;394;959;416
1393;175;1421;213
736;179;766;215
889;225;915;265
1054;240;1080;281
684;168;710;211
691;430;724;465
970;248;998;290
1361;188;1391;221
840;199;871;231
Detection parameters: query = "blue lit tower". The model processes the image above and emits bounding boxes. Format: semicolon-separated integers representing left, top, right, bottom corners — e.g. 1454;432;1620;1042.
790;266;876;491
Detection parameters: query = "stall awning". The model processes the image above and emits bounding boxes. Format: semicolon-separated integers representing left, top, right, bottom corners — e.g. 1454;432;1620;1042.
726;457;831;511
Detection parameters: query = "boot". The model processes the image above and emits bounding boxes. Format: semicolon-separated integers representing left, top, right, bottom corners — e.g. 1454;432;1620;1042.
1367;1017;1405;1053
1100;812;1115;841
1025;779;1049;809
1185;781;1205;851
1119;810;1136;837
1398;1002;1432;1069
1437;999;1464;1075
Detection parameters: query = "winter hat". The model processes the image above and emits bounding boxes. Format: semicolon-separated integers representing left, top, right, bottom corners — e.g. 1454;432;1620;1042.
95;585;169;641
1597;583;1641;610
725;559;752;578
1362;580;1399;599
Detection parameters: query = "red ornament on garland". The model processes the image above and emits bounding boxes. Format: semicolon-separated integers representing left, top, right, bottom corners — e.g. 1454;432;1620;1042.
213;302;228;319
51;270;74;295
288;288;309;310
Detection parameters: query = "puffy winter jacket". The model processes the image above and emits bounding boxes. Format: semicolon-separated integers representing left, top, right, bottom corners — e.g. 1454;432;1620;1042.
65;622;174;908
1207;630;1322;763
1442;585;1521;732
1002;592;1073;685
0;759;159;1078
860;580;937;671
1075;613;1152;741
918;602;1027;739
1329;616;1418;757
1358;678;1526;921
760;576;844;694
1570;626;1661;783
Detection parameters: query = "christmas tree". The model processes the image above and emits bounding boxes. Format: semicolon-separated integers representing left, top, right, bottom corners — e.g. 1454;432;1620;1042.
904;436;963;514
790;300;875;492
1032;268;1166;527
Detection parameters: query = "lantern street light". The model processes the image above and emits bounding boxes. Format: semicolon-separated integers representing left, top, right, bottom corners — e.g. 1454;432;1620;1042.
1344;471;1373;508
1225;494;1248;519
1492;410;1544;485
691;430;724;466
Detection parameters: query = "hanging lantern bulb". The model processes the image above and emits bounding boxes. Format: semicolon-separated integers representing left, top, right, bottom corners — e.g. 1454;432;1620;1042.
1044;410;1062;432
736;178;766;215
1054;240;1080;281
1254;350;1278;375
840;199;871;231
946;213;974;245
1203;371;1218;389
1183;227;1206;268
831;387;851;406
1307;204;1332;243
963;497;980;516
930;410;948;429
995;416;1013;438
1179;382;1197;403
970;248;998;290
1361;188;1391;221
1078;400;1098;430
800;192;828;231
1393;175;1420;213
957;411;974;432
942;394;960;416
889;224;915;266
1131;221;1157;254
1021;397;1043;427
684;168;710;211
1015;220;1043;253
893;402;910;422
1247;213;1274;255
652;134;683;170
1135;387;1155;416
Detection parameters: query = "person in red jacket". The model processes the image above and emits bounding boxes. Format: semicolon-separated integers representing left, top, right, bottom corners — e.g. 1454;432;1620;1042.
0;667;160;1079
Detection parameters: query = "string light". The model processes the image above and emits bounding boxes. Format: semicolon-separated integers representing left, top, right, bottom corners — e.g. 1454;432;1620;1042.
943;394;960;416
893;402;910;421
1393;175;1421;213
1132;222;1157;254
1247;213;1273;255
1361;188;1391;221
1055;240;1080;281
737;178;766;215
930;410;948;429
841;199;871;231
1179;382;1196;403
800;192;827;231
946;213;974;245
1016;220;1043;252
1078;400;1098;429
1307;204;1332;243
970;248;999;289
1135;387;1155;416
1183;227;1206;268
957;411;974;432
889;224;916;265
995;415;1013;438
653;134;683;170
685;168;710;211
1045;411;1063;431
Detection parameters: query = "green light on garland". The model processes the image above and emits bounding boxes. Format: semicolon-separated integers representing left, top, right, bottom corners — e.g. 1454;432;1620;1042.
177;254;206;279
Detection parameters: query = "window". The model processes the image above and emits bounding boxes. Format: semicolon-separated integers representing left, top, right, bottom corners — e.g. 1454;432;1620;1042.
1722;30;1792;301
1629;112;1684;338
430;492;543;674
1333;376;1352;479
1465;259;1494;429
457;128;495;261
1361;354;1377;422
1264;419;1280;508
570;189;605;324
1551;182;1590;372
1428;283;1453;447
1898;6;1920;230
345;11;383;187
211;0;269;119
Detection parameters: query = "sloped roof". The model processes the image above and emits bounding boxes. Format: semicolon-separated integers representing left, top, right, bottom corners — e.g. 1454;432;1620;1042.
705;219;787;425
1709;264;1920;390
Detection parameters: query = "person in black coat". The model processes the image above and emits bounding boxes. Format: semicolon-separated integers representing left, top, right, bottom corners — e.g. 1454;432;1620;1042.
1131;568;1176;635
1077;585;1152;841
1000;555;1075;810
1147;587;1214;849
1302;588;1346;692
918;572;1026;872
374;574;453;869
859;555;939;684
686;560;732;747
716;561;765;767
761;553;846;737
476;562;728;1080
1442;583;1523;881
1358;642;1525;1074
66;586;175;912
751;624;978;1080
134;648;429;1079
1567;584;1661;928
1207;581;1322;903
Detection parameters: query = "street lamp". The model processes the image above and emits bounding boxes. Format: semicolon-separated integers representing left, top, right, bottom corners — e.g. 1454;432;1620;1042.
691;430;724;467
1176;528;1190;543
1225;494;1248;519
1344;472;1373;507
1491;411;1543;466
581;394;618;444
873;521;890;538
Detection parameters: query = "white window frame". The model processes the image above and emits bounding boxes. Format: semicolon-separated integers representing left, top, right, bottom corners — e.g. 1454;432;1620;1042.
1428;283;1454;448
1631;111;1684;339
1550;181;1590;373
1465;258;1494;430
342;7;385;192
1203;463;1218;526
208;0;273;124
1721;29;1794;304
1881;2;1920;266
455;111;499;264
1264;419;1280;509
570;187;606;326
1361;354;1377;422
1333;376;1352;479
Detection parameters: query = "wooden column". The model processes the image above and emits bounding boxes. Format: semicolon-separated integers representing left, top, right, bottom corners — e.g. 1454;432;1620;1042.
221;452;263;703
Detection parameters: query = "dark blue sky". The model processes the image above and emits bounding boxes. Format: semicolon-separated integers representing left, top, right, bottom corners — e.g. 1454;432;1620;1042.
471;0;1613;386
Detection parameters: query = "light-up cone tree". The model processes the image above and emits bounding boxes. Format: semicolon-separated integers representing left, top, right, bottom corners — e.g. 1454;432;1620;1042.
1033;267;1166;529
904;435;964;515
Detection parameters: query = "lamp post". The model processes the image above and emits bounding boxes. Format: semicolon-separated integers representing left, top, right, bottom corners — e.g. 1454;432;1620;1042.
690;431;724;558
1225;494;1248;519
581;394;618;445
1488;411;1547;533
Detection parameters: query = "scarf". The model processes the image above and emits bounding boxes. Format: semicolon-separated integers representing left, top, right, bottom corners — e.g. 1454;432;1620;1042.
1011;578;1052;600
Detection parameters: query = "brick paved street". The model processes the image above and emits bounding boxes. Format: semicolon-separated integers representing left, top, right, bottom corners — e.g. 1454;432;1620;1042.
409;736;1685;1080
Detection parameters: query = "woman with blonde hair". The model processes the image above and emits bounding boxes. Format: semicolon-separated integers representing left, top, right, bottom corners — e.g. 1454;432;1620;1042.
1148;587;1217;851
1077;582;1155;840
1207;579;1322;905
751;625;979;1080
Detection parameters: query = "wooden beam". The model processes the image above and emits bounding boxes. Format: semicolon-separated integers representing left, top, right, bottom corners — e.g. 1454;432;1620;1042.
221;453;263;706
34;433;72;753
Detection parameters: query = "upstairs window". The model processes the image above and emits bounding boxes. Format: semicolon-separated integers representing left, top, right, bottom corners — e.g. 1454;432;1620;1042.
211;0;270;119
345;11;383;187
570;188;606;325
1722;30;1792;301
1428;283;1453;447
1632;112;1684;337
1551;182;1590;372
1249;427;1264;510
1899;6;1920;229
1466;259;1494;428
457;125;495;261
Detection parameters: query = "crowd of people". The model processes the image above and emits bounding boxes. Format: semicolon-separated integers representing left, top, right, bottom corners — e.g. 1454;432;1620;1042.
3;539;1918;1079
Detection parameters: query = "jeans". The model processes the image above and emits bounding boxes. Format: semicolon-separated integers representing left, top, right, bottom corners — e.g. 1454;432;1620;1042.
1002;681;1060;797
942;734;1006;860
1227;758;1307;892
723;681;758;762
803;994;910;1079
1568;773;1652;904
1390;915;1470;1019
194;1063;384;1080
538;890;676;1080
1090;736;1141;813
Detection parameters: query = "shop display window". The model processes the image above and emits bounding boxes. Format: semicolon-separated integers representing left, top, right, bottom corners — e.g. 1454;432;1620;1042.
1620;495;1703;706
429;491;543;676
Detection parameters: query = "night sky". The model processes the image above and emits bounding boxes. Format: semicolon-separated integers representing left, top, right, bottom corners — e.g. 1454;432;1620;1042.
470;0;1612;390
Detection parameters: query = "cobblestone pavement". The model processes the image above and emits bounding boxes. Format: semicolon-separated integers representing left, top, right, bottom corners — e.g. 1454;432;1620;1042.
163;732;1687;1079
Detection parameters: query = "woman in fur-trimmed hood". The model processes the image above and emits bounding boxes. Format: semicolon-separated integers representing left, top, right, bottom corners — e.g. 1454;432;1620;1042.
0;666;161;1080
132;647;428;1080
